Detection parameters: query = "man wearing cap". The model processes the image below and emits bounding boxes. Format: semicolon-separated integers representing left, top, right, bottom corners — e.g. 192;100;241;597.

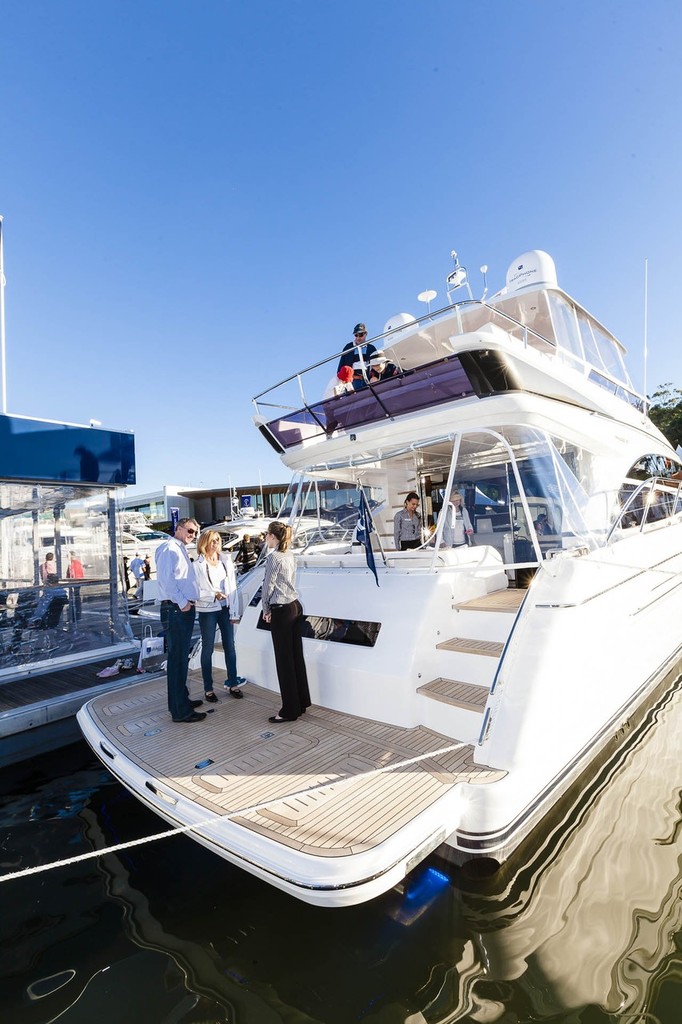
337;323;378;390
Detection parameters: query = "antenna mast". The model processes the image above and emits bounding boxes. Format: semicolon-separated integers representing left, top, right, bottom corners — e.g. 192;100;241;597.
643;258;648;416
0;215;6;415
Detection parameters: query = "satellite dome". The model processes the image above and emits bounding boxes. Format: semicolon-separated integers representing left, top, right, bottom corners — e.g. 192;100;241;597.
383;312;416;335
505;251;558;293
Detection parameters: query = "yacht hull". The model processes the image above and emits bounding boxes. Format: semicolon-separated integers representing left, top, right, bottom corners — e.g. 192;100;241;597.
77;523;682;906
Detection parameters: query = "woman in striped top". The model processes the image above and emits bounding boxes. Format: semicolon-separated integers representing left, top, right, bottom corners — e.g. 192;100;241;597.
393;491;423;550
261;521;311;723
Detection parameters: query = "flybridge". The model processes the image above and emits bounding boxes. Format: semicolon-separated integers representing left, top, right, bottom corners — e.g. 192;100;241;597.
254;284;643;455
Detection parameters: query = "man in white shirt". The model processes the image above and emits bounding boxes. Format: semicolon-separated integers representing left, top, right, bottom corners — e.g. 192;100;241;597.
155;518;203;723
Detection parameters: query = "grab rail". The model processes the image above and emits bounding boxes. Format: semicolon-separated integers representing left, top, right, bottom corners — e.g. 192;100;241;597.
252;299;556;411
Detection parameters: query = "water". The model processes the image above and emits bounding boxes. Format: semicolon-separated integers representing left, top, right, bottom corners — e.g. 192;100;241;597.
1;686;681;1024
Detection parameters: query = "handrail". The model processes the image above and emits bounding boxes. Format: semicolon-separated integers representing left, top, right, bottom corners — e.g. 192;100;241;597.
252;299;555;408
252;296;645;418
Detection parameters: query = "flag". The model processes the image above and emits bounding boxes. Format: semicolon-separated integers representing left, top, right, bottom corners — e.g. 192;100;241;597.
356;490;379;586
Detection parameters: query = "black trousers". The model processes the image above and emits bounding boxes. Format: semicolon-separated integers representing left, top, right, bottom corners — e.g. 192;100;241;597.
269;600;311;719
400;539;421;550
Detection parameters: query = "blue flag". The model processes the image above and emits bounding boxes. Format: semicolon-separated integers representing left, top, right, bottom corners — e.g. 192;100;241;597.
356;490;379;586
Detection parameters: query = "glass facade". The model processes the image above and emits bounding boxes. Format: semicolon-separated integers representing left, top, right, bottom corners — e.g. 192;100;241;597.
0;415;137;682
0;483;132;679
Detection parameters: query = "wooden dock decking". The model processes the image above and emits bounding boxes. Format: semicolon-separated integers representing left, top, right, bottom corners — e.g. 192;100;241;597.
86;672;505;858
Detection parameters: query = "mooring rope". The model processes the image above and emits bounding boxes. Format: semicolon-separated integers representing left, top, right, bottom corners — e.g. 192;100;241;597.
0;739;467;883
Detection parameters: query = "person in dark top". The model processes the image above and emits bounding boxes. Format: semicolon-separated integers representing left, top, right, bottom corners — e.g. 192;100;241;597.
122;556;131;593
368;352;399;384
261;520;310;723
337;323;377;391
534;512;552;536
238;534;258;573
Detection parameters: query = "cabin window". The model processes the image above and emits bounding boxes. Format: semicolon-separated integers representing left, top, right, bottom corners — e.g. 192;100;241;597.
626;454;682;481
592;321;630;385
253;601;381;647
547;293;584;364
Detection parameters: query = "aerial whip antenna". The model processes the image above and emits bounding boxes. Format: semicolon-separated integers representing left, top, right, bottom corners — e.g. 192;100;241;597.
643;258;648;416
0;215;6;415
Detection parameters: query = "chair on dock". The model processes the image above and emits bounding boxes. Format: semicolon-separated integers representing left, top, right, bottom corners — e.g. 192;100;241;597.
12;588;69;655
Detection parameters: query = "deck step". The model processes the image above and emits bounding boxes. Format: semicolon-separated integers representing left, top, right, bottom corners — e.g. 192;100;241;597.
436;636;504;657
453;590;525;613
417;678;488;712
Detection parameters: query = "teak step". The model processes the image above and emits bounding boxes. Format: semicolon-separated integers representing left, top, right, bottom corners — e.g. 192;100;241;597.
417;678;489;712
436;636;504;657
454;590;525;613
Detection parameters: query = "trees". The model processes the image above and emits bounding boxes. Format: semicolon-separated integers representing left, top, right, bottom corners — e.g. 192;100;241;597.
648;383;682;451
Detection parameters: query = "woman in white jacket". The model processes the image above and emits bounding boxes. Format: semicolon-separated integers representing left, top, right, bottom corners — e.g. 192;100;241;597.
442;490;473;547
194;530;245;702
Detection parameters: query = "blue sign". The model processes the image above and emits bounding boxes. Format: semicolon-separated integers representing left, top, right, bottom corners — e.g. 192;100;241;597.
170;507;179;533
0;414;135;486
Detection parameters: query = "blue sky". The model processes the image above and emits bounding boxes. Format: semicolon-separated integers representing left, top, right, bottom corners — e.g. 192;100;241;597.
1;0;681;494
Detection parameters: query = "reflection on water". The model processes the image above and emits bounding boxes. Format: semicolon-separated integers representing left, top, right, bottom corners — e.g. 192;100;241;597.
0;683;681;1023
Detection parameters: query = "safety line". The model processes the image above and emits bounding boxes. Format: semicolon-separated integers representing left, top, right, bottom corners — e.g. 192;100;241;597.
0;739;467;883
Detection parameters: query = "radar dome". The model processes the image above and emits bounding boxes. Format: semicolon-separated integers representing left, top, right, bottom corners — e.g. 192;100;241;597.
383;312;416;335
505;251;557;293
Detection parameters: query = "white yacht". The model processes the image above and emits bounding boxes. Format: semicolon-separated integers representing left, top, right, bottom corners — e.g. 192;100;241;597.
78;250;682;906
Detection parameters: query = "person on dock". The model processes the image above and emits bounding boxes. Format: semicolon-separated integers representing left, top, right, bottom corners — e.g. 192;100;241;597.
155;518;204;724
66;551;85;620
39;552;58;586
122;556;132;593
130;552;145;599
261;520;310;723
237;534;258;574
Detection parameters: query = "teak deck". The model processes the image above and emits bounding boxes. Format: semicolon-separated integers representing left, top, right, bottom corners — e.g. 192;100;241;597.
87;672;505;857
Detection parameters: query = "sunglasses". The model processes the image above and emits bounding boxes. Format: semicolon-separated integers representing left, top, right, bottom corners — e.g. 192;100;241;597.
355;331;367;337
185;527;198;537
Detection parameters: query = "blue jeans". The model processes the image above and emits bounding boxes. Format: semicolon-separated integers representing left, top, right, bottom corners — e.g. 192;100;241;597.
198;606;238;690
160;602;196;721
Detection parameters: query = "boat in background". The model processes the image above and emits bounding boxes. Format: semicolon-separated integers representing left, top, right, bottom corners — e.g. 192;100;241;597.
79;249;682;905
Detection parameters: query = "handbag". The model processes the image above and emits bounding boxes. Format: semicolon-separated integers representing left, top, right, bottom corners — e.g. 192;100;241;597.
137;625;166;673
